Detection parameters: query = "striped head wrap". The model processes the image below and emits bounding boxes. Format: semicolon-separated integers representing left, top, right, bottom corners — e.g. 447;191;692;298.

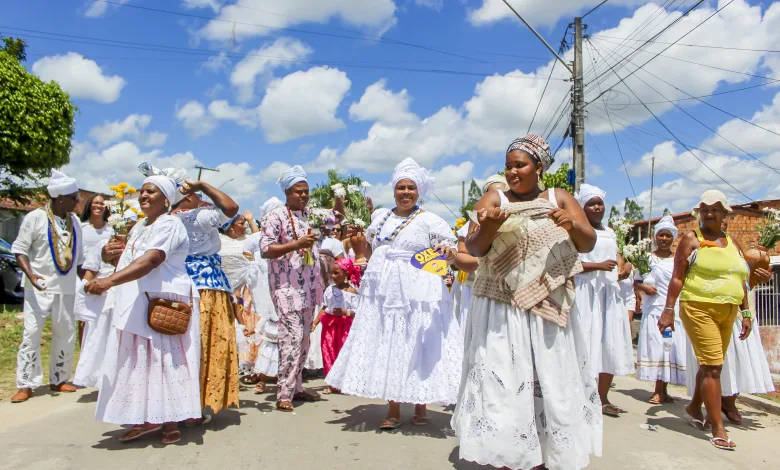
506;134;554;173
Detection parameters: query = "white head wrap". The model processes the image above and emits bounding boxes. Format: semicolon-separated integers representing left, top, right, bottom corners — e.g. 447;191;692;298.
47;169;78;198
654;215;678;239
575;184;606;208
277;165;307;192
143;176;177;210
137;162;189;205
391;157;434;196
260;197;284;218
482;174;508;194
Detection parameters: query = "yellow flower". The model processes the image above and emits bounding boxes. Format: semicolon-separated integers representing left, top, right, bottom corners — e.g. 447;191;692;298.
131;208;139;214
119;182;129;189
138;212;146;218
455;217;467;229
115;192;124;200
126;186;137;194
108;185;119;192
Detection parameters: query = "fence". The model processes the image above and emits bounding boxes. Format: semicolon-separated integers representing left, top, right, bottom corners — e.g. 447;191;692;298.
755;268;780;327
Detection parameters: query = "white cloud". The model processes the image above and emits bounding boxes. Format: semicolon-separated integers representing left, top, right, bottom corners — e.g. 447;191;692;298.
175;100;219;138
205;83;224;98
416;0;443;11
230;37;313;103
193;0;397;42
259;66;351;143
349;79;417;125
182;0;222;11
84;0;129;18
208;100;260;128
88;114;168;148
32;53;126;104
202;52;231;72
467;0;645;27
703;92;780;155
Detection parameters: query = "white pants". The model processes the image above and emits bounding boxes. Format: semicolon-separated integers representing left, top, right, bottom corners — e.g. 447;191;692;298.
16;292;76;389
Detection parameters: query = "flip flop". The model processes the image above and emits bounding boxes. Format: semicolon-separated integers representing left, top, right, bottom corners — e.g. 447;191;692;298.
276;400;294;412
602;404;620;417
722;406;743;425
687;416;712;431
293;391;321;402
380;417;402;430
161;429;181;445
412;415;429;426
118;425;162;443
710;437;736;451
648;394;662;405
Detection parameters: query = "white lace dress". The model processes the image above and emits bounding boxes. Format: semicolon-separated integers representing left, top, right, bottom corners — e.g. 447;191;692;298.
571;228;635;378
452;189;602;470
636;255;688;385
451;224;473;328
95;216;202;425
326;209;463;405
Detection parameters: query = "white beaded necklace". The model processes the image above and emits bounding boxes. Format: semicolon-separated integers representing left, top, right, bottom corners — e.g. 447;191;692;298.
375;206;422;243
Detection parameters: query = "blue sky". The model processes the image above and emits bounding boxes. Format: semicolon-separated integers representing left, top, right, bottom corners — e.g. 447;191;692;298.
5;0;780;221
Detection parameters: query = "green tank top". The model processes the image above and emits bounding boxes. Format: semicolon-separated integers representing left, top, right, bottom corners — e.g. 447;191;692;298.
680;229;747;305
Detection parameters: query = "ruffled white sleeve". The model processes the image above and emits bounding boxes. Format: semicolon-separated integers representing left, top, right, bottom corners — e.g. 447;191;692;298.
83;239;107;272
146;216;189;257
425;213;458;249
323;285;334;311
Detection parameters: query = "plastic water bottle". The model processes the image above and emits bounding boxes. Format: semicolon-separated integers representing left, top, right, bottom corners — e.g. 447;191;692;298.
662;328;673;352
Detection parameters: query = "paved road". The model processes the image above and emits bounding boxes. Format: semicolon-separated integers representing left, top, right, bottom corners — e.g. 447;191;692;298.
1;375;778;469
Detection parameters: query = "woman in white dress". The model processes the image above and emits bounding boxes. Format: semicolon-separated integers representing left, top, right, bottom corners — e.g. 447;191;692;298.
78;194;113;343
85;175;200;446
326;157;463;429
452;134;601;470
635;216;688;404
571;184;635;418
74;210;138;388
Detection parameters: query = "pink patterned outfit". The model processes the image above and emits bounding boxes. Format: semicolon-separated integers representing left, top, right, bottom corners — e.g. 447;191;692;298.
260;206;322;402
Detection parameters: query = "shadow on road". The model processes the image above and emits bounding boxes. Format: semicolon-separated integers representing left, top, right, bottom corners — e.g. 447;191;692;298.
326;403;456;439
448;447;487;469
77;390;99;404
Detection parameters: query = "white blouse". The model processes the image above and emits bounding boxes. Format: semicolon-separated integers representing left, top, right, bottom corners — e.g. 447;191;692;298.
578;227;619;283
175;207;230;256
323;284;358;313
80;222;113;257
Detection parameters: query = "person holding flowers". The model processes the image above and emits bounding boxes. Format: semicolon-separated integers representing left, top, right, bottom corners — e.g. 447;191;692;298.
571;184;634;418
633;216;688;404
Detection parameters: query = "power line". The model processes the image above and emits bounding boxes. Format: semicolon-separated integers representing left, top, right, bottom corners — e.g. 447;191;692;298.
430;192;460;218
528;61;558;134
3;27;564;81
95;0;488;64
585;0;730;105
585;37;753;201
594;33;780;53
608;77;780;106
582;0;610;19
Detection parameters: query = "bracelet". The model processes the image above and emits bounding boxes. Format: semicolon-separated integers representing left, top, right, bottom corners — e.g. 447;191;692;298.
741;309;753;319
663;307;674;311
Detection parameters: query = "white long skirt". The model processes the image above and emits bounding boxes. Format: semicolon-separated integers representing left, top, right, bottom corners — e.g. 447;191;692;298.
636;311;688;385
686;315;775;397
95;293;202;425
254;318;279;377
452;296;602;470
74;309;114;388
571;277;635;378
305;322;324;370
452;281;473;328
326;292;463;405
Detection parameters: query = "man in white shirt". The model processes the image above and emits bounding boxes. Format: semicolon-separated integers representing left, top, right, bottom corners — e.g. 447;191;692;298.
11;170;84;403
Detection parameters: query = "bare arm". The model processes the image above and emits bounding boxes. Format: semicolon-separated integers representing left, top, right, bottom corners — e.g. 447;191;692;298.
14;254;45;290
453;238;479;273
333;197;345;222
85;249;166;295
187;181;239;218
244;211;260;234
663;232;697;311
465;191;505;258
263;236;312;259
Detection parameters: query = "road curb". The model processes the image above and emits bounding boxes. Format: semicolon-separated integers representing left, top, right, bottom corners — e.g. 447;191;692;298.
737;393;780;415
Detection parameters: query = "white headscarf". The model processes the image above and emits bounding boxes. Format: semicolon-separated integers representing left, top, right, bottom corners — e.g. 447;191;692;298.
143;176;177;210
391;157;434;196
654;215;678;239
137;162;189;205
482;174;508;194
277;165;307;192
47;169;78;198
260;197;284;218
575;184;606;208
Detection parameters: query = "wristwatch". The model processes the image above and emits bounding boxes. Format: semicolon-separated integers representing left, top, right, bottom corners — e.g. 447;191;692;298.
741;309;753;320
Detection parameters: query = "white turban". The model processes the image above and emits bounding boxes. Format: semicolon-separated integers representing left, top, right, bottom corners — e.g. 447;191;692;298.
137;162;189;205
47;169;78;198
260;197;284;218
575;184;606;208
277;165;307;192
143;176;177;210
654;215;678;239
391;157;434;196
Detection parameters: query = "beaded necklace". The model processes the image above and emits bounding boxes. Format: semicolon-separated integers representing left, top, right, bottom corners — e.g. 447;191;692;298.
286;206;304;240
46;204;77;275
375;206;422;243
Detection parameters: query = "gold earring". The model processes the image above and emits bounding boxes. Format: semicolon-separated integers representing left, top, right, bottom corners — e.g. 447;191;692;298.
165;200;170;208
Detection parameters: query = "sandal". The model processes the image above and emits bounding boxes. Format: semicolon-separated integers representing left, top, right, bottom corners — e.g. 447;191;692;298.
161;429;181;445
255;383;266;394
648;394;662;405
722;406;743;425
118;425;162;443
710;437;736;451
602;404;620;418
184;415;212;427
380;417;402;430
240;375;261;386
412;415;429;426
276;400;294;412
293;391;321;402
322;387;341;395
687;416;712;431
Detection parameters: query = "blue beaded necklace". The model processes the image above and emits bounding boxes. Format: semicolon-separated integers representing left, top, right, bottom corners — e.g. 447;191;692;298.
376;206;422;243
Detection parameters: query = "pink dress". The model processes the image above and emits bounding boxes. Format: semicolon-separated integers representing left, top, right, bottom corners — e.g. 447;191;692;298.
320;285;358;377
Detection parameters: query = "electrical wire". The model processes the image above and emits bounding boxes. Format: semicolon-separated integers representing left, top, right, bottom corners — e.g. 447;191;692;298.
582;0;610;19
528;61;558;134
594;33;780;54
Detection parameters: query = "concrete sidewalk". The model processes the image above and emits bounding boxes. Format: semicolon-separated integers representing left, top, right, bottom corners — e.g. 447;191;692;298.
0;375;778;469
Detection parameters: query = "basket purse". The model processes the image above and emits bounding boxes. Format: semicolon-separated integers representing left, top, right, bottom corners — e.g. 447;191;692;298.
146;292;193;335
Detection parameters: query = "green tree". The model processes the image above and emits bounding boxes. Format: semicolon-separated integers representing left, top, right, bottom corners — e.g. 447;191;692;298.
310;169;372;226
542;163;573;193
460;180;481;218
609;205;621;221
623;198;645;222
0;39;77;205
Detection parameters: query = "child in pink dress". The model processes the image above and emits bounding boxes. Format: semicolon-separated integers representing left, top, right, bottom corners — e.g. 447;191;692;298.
315;258;361;394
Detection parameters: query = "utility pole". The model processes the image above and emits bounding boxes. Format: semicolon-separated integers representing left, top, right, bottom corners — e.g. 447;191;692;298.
195;165;219;181
572;17;586;193
648;156;655;235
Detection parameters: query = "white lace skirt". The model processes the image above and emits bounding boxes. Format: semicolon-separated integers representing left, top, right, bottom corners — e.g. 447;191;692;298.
74;308;114;388
306;322;323;370
452;296;602;470
636;311;688;385
571;278;635;378
95;293;202;425
452;282;473;329
686;315;775;396
326;290;463;405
